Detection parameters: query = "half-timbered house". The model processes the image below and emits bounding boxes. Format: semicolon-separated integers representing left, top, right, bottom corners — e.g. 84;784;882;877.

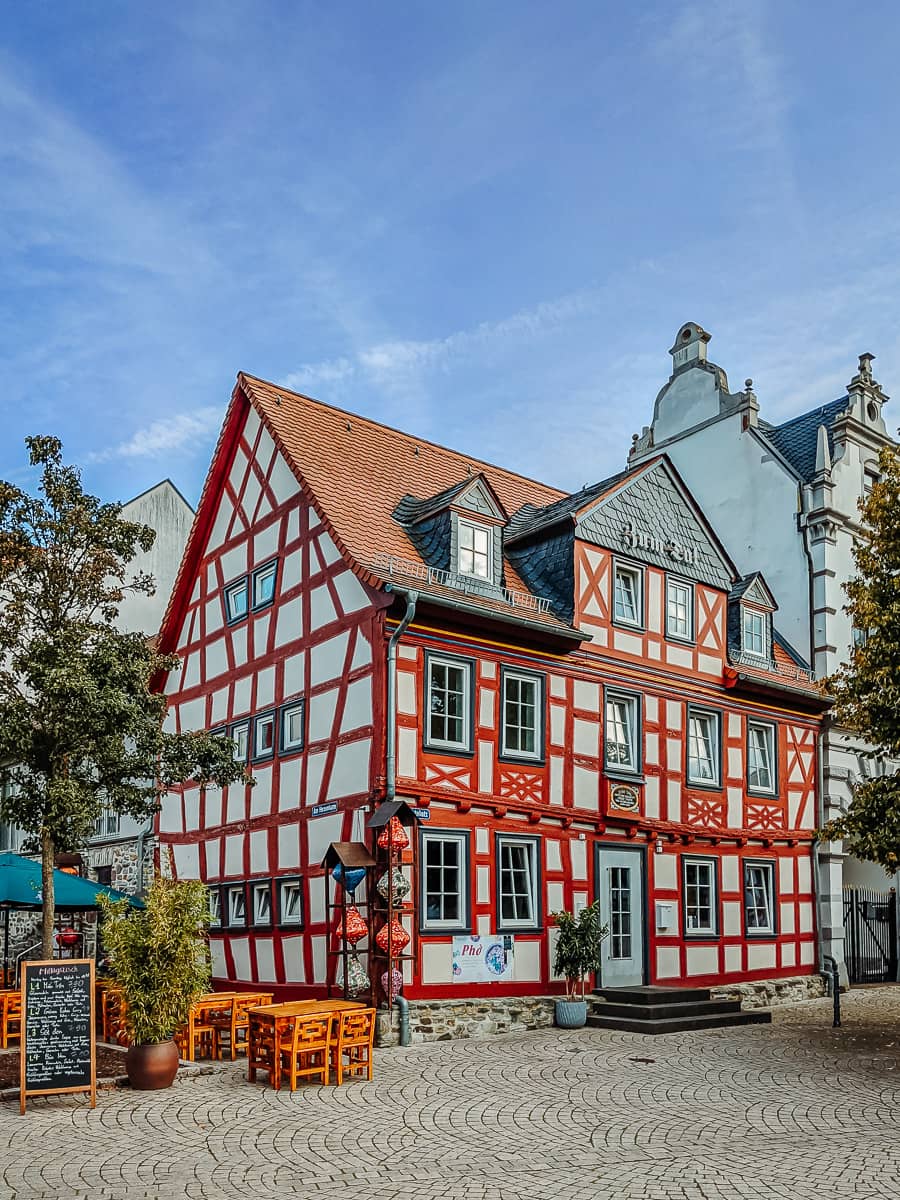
156;373;827;1010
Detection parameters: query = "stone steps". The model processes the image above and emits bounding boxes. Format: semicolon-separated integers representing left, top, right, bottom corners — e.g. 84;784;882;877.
586;984;772;1035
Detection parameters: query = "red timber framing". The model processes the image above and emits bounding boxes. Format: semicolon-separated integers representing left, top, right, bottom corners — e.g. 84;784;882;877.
156;388;389;997
155;373;827;1005
390;609;823;1000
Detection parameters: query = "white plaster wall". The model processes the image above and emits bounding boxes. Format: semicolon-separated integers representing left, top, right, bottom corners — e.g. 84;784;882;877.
651;414;809;654
116;481;194;636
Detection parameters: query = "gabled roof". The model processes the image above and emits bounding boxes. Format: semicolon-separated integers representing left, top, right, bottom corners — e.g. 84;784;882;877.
394;472;507;526
160;373;578;647
760;396;849;482
506;469;630;543
729;572;777;610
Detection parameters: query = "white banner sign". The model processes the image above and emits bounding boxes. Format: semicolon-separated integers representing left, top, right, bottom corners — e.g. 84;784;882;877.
451;934;514;983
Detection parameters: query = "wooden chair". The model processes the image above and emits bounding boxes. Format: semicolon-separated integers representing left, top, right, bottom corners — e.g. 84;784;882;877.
175;1008;219;1065
278;1013;334;1092
330;1007;376;1085
208;996;253;1061
0;991;22;1049
101;986;127;1044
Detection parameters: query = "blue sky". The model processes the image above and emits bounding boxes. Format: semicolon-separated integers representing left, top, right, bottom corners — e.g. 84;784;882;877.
2;2;899;508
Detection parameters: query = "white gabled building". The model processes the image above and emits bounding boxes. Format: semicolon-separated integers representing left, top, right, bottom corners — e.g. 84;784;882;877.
629;323;895;983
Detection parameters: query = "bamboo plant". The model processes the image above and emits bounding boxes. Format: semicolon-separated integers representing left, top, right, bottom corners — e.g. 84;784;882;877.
99;876;212;1045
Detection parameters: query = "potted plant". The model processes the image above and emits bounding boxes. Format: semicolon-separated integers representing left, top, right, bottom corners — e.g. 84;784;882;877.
99;876;211;1089
551;901;607;1028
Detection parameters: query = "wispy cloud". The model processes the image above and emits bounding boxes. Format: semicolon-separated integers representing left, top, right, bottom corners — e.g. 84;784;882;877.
282;288;600;394
87;408;222;464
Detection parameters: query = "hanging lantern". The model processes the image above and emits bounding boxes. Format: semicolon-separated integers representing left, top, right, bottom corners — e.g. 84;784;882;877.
375;918;410;956
342;905;368;945
332;864;367;893
377;816;410;850
381;968;403;1002
346;953;370;995
376;867;411;904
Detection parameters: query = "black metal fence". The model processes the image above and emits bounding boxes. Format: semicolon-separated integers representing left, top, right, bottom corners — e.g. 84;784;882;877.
842;887;899;984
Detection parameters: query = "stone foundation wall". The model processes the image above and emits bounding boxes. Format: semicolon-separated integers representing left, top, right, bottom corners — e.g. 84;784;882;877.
375;996;557;1046
709;974;827;1009
375;975;829;1045
82;836;155;896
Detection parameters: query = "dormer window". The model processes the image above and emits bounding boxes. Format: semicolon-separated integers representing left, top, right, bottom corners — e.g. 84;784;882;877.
458;520;492;582
742;607;768;658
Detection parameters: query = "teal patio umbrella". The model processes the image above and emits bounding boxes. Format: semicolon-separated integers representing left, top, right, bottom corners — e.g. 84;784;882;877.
0;850;141;979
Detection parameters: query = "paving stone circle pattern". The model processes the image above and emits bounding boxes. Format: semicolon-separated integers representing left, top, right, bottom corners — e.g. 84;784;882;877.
1;987;899;1200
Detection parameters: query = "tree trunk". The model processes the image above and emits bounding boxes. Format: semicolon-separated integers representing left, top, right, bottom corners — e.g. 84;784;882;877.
41;828;55;960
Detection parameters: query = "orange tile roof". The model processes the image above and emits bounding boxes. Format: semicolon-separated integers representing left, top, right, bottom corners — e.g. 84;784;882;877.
239;373;576;633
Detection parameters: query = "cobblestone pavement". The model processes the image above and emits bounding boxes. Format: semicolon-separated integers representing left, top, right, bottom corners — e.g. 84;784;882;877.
2;986;899;1200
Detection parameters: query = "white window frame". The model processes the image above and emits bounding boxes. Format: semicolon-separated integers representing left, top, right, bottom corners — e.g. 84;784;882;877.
613;561;643;627
742;606;768;658
420;830;469;932
250;880;272;927
743;861;776;935
682;857;718;936
687;707;721;787
252;559;278;610
277;878;303;927
500;669;542;761
496;835;540;931
280;700;305;754
208;887;222;929
665;577;694;642
229;720;250;763
747;720;777;795
253;711;276;762
425;654;472;753
457;518;493;582
224;577;249;623
226;884;246;928
605;691;640;774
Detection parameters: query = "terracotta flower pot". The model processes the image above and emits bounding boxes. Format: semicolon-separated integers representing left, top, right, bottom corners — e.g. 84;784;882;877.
126;1039;180;1090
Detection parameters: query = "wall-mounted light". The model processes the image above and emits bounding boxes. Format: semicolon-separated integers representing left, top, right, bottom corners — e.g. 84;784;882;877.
654;836;663;855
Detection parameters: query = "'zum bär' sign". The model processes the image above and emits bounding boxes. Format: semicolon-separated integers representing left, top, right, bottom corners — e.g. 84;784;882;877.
20;958;96;1114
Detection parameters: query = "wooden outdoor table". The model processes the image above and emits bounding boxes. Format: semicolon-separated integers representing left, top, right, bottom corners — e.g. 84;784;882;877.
178;992;273;1061
247;1000;365;1087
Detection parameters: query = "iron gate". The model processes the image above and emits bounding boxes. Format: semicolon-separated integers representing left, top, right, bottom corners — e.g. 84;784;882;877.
843;887;899;984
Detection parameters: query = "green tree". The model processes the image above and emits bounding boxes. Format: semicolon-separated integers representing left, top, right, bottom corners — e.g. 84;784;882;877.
0;436;248;957
821;443;900;872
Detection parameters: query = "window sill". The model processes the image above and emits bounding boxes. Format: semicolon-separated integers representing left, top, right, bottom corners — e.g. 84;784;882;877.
683;932;720;941
498;752;546;767
611;619;645;633
746;788;778;800
605;769;645;784
685;780;723;792
423;743;475;759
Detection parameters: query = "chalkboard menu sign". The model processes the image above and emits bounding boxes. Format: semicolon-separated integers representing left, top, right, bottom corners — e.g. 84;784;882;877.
20;958;96;1114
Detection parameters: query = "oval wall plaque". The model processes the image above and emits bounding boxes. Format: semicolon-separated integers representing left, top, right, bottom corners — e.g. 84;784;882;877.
610;785;639;811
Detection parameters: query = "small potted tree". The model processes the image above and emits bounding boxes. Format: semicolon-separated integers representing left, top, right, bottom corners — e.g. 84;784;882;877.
100;876;212;1089
551;901;607;1028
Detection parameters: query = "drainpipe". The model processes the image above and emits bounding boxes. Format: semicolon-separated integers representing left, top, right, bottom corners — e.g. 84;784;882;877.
136;816;153;897
383;588;417;1048
385;589;418;803
393;995;411;1047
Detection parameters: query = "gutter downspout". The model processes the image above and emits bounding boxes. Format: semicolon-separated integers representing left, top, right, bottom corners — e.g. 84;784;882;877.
385;589;418;804
384;589;417;1048
136;816;153;897
800;494;830;982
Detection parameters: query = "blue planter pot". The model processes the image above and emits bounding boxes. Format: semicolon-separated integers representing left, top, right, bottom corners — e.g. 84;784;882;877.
555;999;588;1029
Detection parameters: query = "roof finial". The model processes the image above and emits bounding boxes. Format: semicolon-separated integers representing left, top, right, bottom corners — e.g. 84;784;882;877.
814;422;832;478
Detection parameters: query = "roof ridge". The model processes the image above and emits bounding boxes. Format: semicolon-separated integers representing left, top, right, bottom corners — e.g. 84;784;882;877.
770;395;848;433
239;372;567;502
